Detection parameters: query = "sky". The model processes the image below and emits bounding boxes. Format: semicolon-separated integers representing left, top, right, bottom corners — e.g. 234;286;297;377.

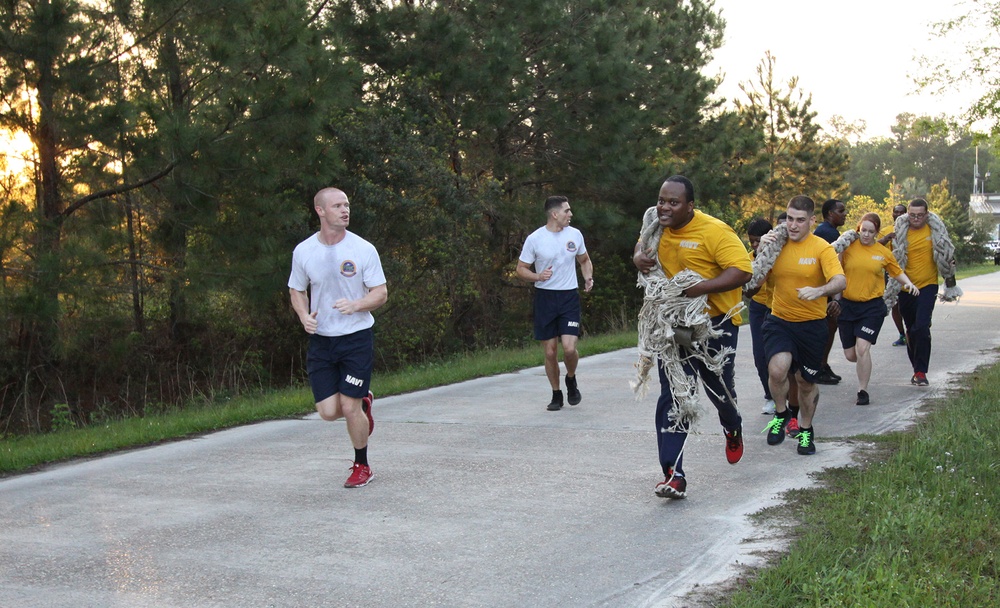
705;0;979;139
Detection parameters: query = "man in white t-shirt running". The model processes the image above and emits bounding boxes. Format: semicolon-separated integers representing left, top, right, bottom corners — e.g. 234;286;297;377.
289;188;388;488
516;196;594;411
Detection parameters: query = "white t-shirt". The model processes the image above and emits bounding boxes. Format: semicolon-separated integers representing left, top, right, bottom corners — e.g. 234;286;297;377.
518;226;587;291
288;231;387;337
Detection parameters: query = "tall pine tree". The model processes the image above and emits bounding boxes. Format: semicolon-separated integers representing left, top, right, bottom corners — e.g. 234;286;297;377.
735;51;850;222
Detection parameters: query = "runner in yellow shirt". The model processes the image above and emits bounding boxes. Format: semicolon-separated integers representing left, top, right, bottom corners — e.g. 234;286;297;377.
760;196;846;455
837;213;919;405
894;198;958;386
633;175;752;499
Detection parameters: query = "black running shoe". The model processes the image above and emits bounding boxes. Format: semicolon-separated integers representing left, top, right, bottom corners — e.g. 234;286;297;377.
814;364;841;385
856;390;870;406
566;375;581;406
763;414;789;445
796;427;816;455
547;390;564;411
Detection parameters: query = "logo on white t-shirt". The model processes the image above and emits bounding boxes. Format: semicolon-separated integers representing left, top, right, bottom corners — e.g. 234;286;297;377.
341;261;357;277
566;241;578;253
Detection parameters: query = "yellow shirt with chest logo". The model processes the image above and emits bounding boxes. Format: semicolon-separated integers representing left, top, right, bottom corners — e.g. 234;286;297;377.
768;234;844;322
905;225;938;288
656;210;752;323
841;240;902;302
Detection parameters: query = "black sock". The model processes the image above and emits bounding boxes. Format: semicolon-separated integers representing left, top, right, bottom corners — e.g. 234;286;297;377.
788;405;800;419
355;446;368;466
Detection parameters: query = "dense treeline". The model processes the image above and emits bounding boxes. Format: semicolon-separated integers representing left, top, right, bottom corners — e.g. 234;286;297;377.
0;0;991;435
0;0;769;433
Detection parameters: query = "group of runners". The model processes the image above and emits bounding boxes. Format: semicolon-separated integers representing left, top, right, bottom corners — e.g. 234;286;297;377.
286;181;958;495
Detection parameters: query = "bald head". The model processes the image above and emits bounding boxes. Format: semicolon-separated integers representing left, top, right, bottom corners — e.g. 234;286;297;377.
314;187;351;231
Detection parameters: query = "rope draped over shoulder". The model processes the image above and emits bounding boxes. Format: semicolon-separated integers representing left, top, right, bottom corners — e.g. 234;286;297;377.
883;212;962;308
831;229;860;254
631;207;741;431
745;223;786;291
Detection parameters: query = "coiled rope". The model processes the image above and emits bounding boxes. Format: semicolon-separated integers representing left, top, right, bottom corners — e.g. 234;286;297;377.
631;207;742;431
884;212;962;307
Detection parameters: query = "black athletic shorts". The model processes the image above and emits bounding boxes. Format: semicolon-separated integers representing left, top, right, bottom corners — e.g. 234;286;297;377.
762;315;827;383
533;288;581;340
306;328;374;402
837;297;887;349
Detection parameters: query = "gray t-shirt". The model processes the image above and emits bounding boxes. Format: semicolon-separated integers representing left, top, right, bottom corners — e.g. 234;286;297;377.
288;231;386;337
518;226;587;291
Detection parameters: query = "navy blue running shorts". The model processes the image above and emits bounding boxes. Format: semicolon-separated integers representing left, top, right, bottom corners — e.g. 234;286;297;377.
533;288;581;340
306;328;374;402
837;297;887;349
762;315;827;383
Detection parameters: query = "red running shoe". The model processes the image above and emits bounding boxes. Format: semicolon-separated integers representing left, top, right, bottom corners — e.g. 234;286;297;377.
654;469;687;499
362;390;374;436
786;417;801;439
344;462;374;488
724;426;744;464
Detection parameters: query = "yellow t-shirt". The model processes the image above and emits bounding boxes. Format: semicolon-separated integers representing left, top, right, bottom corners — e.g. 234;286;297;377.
878;225;895;241
905;225;938;288
768;234;845;322
751;250;772;308
841;240;902;302
656;210;752;323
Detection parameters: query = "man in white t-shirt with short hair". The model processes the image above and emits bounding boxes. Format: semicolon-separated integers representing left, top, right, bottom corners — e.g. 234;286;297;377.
289;187;388;488
516;196;594;411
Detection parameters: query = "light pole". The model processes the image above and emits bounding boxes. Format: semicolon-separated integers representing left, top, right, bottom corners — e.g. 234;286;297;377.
974;146;991;195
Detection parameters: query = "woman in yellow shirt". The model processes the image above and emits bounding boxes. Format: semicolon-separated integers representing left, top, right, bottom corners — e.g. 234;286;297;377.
837;213;919;405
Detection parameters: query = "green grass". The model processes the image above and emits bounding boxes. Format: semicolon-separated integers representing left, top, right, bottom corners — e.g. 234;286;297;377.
0;330;636;475
715;361;1000;607
956;262;1000;280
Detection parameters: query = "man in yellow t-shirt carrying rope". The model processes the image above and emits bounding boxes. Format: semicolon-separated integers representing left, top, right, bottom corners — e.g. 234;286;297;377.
632;176;752;500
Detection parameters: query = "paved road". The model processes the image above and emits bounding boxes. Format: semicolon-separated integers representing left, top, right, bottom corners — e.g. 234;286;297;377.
2;273;999;608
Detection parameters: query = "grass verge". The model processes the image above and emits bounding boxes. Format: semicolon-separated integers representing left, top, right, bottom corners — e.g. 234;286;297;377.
0;330;636;475
714;360;1000;607
956;262;1000;280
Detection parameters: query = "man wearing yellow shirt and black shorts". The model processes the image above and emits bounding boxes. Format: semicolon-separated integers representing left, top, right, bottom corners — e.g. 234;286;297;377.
761;196;846;455
633;176;752;499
